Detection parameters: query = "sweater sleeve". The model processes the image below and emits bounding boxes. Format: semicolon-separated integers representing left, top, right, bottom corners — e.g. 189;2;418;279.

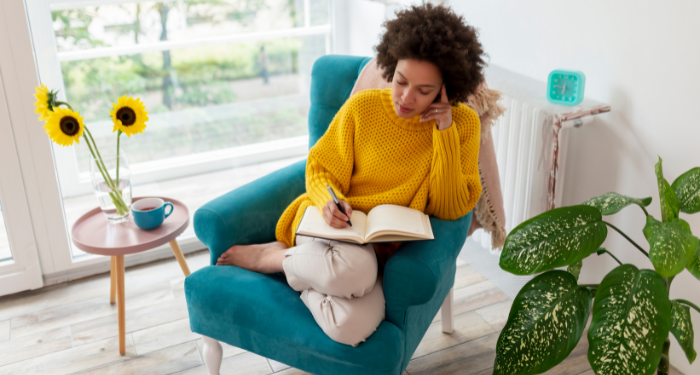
425;106;482;221
306;101;355;211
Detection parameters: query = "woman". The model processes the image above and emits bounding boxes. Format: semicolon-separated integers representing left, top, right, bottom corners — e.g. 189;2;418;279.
215;3;486;347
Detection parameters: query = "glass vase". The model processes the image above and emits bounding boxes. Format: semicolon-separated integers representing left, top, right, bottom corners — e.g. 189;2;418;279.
89;148;132;223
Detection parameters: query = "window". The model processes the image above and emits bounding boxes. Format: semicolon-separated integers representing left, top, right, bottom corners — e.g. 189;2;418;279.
28;0;332;259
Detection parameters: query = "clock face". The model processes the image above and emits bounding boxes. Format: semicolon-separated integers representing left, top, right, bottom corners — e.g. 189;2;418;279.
547;70;586;106
550;74;578;102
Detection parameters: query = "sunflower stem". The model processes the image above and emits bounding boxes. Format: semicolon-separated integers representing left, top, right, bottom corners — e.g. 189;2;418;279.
116;130;122;185
85;127;120;195
83;134;111;189
108;192;125;216
83;132;128;215
55;101;73;111
83;133;125;214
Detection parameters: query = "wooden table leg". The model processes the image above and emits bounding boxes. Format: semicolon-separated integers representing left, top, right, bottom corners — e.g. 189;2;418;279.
169;239;191;276
116;255;126;355
110;256;116;304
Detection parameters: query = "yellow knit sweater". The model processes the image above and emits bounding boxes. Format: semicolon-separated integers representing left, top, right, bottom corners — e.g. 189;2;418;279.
275;88;482;267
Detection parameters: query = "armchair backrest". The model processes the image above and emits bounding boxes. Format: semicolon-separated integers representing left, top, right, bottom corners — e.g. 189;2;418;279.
307;55;372;150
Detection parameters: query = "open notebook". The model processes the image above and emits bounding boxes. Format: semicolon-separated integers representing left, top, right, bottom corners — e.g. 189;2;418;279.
295;204;434;245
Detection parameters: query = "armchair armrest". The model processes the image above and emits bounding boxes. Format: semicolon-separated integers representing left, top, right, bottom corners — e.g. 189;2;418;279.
194;159;307;265
383;211;473;329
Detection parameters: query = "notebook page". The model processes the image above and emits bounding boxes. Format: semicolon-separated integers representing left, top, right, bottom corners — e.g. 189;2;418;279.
296;206;367;241
365;204;426;237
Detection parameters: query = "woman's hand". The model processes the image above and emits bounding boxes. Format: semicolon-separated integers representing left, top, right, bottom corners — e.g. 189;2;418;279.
323;199;353;228
420;84;453;130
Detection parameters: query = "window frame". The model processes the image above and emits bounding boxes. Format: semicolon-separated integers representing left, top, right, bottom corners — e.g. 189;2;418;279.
0;0;48;295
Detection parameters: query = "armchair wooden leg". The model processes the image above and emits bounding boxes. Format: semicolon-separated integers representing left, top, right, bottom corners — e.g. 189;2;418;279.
202;335;223;375
441;287;454;334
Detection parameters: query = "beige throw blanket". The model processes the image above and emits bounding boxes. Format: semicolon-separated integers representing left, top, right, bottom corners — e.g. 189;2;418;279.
350;59;508;249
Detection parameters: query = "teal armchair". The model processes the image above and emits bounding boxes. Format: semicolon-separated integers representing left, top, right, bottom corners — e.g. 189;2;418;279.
185;55;474;375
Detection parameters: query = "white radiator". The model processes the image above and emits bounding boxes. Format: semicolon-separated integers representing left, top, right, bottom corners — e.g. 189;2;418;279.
461;64;611;298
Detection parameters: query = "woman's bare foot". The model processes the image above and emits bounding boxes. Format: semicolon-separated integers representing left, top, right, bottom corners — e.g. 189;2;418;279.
216;241;289;274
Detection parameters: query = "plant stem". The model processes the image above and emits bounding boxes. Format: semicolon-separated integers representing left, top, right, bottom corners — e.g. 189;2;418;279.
603;221;650;257
677;299;700;314
84;127;127;209
657;274;674;375
82;134;126;215
83;127;115;190
640;205;649;216
657;338;670;375
116;130;122;185
83;134;111;192
83;131;128;214
579;284;599;288
55;101;73;111
597;249;623;265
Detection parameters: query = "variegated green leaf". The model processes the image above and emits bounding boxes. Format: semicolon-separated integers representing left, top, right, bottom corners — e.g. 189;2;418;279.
584;192;652;215
655;157;680;222
643;215;699;278
494;271;591;375
500;205;607;275
672;167;700;214
688;244;700;281
670;300;697;364
567;260;583;280
588;265;671;375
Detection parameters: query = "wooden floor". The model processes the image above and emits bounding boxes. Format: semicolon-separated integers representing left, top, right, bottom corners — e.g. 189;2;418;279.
0;251;683;375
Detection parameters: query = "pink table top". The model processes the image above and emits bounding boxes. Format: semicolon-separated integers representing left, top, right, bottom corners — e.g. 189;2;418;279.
71;196;189;256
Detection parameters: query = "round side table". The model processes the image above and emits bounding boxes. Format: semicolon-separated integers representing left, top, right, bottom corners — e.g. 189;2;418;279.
71;196;191;355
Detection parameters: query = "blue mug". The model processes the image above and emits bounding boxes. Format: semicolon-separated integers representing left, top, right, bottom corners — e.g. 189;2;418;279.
131;198;174;230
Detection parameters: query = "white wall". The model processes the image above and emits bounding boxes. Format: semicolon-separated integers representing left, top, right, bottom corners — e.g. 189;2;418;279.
447;1;700;374
332;0;384;56
332;0;431;57
337;0;699;372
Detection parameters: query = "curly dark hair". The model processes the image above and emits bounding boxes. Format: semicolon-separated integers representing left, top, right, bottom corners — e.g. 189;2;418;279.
374;3;488;105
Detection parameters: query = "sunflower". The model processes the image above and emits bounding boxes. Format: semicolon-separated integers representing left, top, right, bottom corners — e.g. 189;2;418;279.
44;107;85;147
110;95;148;137
33;83;58;121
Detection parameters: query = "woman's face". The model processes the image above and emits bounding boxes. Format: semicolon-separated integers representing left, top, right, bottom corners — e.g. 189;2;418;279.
391;59;443;119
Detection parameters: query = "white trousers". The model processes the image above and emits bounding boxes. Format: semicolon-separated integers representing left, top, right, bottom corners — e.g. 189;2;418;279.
283;235;385;347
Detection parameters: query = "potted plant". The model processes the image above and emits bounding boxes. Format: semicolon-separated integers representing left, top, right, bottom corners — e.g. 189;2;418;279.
494;157;699;375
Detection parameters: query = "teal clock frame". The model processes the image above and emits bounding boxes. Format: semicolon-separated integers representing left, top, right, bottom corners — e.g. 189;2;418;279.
547;69;586;106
